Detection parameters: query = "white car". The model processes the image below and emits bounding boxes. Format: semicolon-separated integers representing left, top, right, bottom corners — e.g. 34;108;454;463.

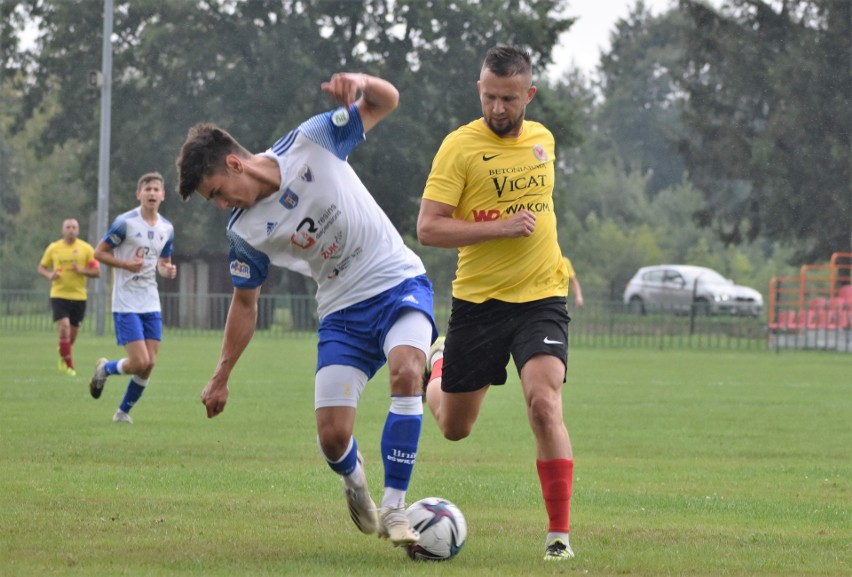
623;265;763;316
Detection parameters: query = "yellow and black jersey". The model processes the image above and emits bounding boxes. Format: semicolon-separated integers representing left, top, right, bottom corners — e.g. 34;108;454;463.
424;119;568;303
39;238;96;300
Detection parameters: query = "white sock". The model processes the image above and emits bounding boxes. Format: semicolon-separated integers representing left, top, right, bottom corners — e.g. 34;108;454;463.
381;487;406;510
546;531;569;546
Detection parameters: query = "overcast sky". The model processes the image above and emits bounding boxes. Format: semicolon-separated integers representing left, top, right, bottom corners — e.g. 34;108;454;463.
546;0;677;79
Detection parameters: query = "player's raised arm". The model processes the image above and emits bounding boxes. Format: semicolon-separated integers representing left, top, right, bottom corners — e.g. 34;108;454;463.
320;73;399;134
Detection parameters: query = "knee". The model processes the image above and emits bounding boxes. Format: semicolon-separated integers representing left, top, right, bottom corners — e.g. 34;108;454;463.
389;362;424;396
125;357;155;377
527;394;562;431
440;422;472;442
317;428;351;460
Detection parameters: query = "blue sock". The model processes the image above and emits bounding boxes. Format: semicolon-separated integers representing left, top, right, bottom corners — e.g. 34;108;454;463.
323;436;359;477
119;377;146;413
105;359;125;376
381;396;423;491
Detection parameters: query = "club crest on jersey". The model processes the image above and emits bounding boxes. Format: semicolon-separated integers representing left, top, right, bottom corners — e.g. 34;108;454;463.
299;165;313;182
229;260;251;279
279;188;299;209
332;108;350;127
533;144;548;162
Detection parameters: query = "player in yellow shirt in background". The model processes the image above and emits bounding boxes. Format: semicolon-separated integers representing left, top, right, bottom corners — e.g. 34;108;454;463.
418;45;576;561
38;218;100;376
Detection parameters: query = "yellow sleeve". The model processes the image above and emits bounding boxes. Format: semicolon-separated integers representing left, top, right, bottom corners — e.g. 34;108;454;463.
423;131;466;208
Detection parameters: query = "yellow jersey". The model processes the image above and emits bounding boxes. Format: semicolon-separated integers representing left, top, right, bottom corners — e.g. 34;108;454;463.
39;238;96;300
424;119;568;303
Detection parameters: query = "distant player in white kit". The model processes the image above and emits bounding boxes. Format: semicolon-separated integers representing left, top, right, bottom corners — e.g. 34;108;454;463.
175;72;437;547
89;172;177;424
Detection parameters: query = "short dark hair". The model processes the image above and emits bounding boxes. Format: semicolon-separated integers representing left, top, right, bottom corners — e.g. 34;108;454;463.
175;123;250;201
481;44;532;78
137;171;164;191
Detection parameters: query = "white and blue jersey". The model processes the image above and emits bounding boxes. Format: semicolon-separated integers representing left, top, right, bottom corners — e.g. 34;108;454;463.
226;105;426;319
103;210;174;313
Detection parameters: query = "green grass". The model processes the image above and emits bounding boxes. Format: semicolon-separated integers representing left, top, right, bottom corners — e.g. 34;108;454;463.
1;332;850;576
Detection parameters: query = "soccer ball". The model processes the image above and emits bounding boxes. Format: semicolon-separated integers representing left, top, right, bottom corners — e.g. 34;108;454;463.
405;497;467;561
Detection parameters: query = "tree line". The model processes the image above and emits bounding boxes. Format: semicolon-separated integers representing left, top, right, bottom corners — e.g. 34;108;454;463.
2;0;849;303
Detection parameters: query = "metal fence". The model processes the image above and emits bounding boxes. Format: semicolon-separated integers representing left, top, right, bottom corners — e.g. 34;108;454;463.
2;289;849;352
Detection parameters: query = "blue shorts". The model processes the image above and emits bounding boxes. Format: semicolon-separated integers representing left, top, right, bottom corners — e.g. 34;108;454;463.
113;312;163;346
317;275;437;379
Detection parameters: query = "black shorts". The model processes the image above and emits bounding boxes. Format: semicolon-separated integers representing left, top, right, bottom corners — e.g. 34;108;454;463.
50;298;87;327
441;297;570;393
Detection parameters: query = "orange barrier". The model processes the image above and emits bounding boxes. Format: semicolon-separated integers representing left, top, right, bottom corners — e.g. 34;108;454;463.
768;252;852;332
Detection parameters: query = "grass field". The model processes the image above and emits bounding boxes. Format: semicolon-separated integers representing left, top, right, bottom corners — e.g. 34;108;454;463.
1;332;849;576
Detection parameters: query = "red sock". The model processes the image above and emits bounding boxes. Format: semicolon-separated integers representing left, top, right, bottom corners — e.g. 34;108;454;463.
429;357;443;383
59;338;74;369
536;458;574;533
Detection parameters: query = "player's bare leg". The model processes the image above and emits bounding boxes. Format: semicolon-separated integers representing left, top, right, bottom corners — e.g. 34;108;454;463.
316;405;379;535
520;355;575;561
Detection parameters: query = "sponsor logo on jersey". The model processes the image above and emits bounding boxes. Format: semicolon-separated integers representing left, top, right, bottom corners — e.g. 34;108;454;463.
321;241;341;260
491;172;548;198
148;231;154;239
280;188;299;209
299;165;313;182
472;201;551;220
135;246;159;259
504;201;551;214
291;231;315;249
229;260;251;279
332;108;350;126
290;217;317;249
326;246;362;279
472;209;501;222
266;222;277;236
482;153;500;161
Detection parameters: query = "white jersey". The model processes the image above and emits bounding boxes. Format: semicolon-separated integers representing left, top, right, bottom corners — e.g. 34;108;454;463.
226;105;426;319
103;209;175;313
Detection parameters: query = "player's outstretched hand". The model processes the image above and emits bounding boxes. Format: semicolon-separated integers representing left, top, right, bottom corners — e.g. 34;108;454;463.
321;72;365;108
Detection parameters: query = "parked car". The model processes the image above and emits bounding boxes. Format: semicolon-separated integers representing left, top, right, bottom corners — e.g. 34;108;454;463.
623;265;763;316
